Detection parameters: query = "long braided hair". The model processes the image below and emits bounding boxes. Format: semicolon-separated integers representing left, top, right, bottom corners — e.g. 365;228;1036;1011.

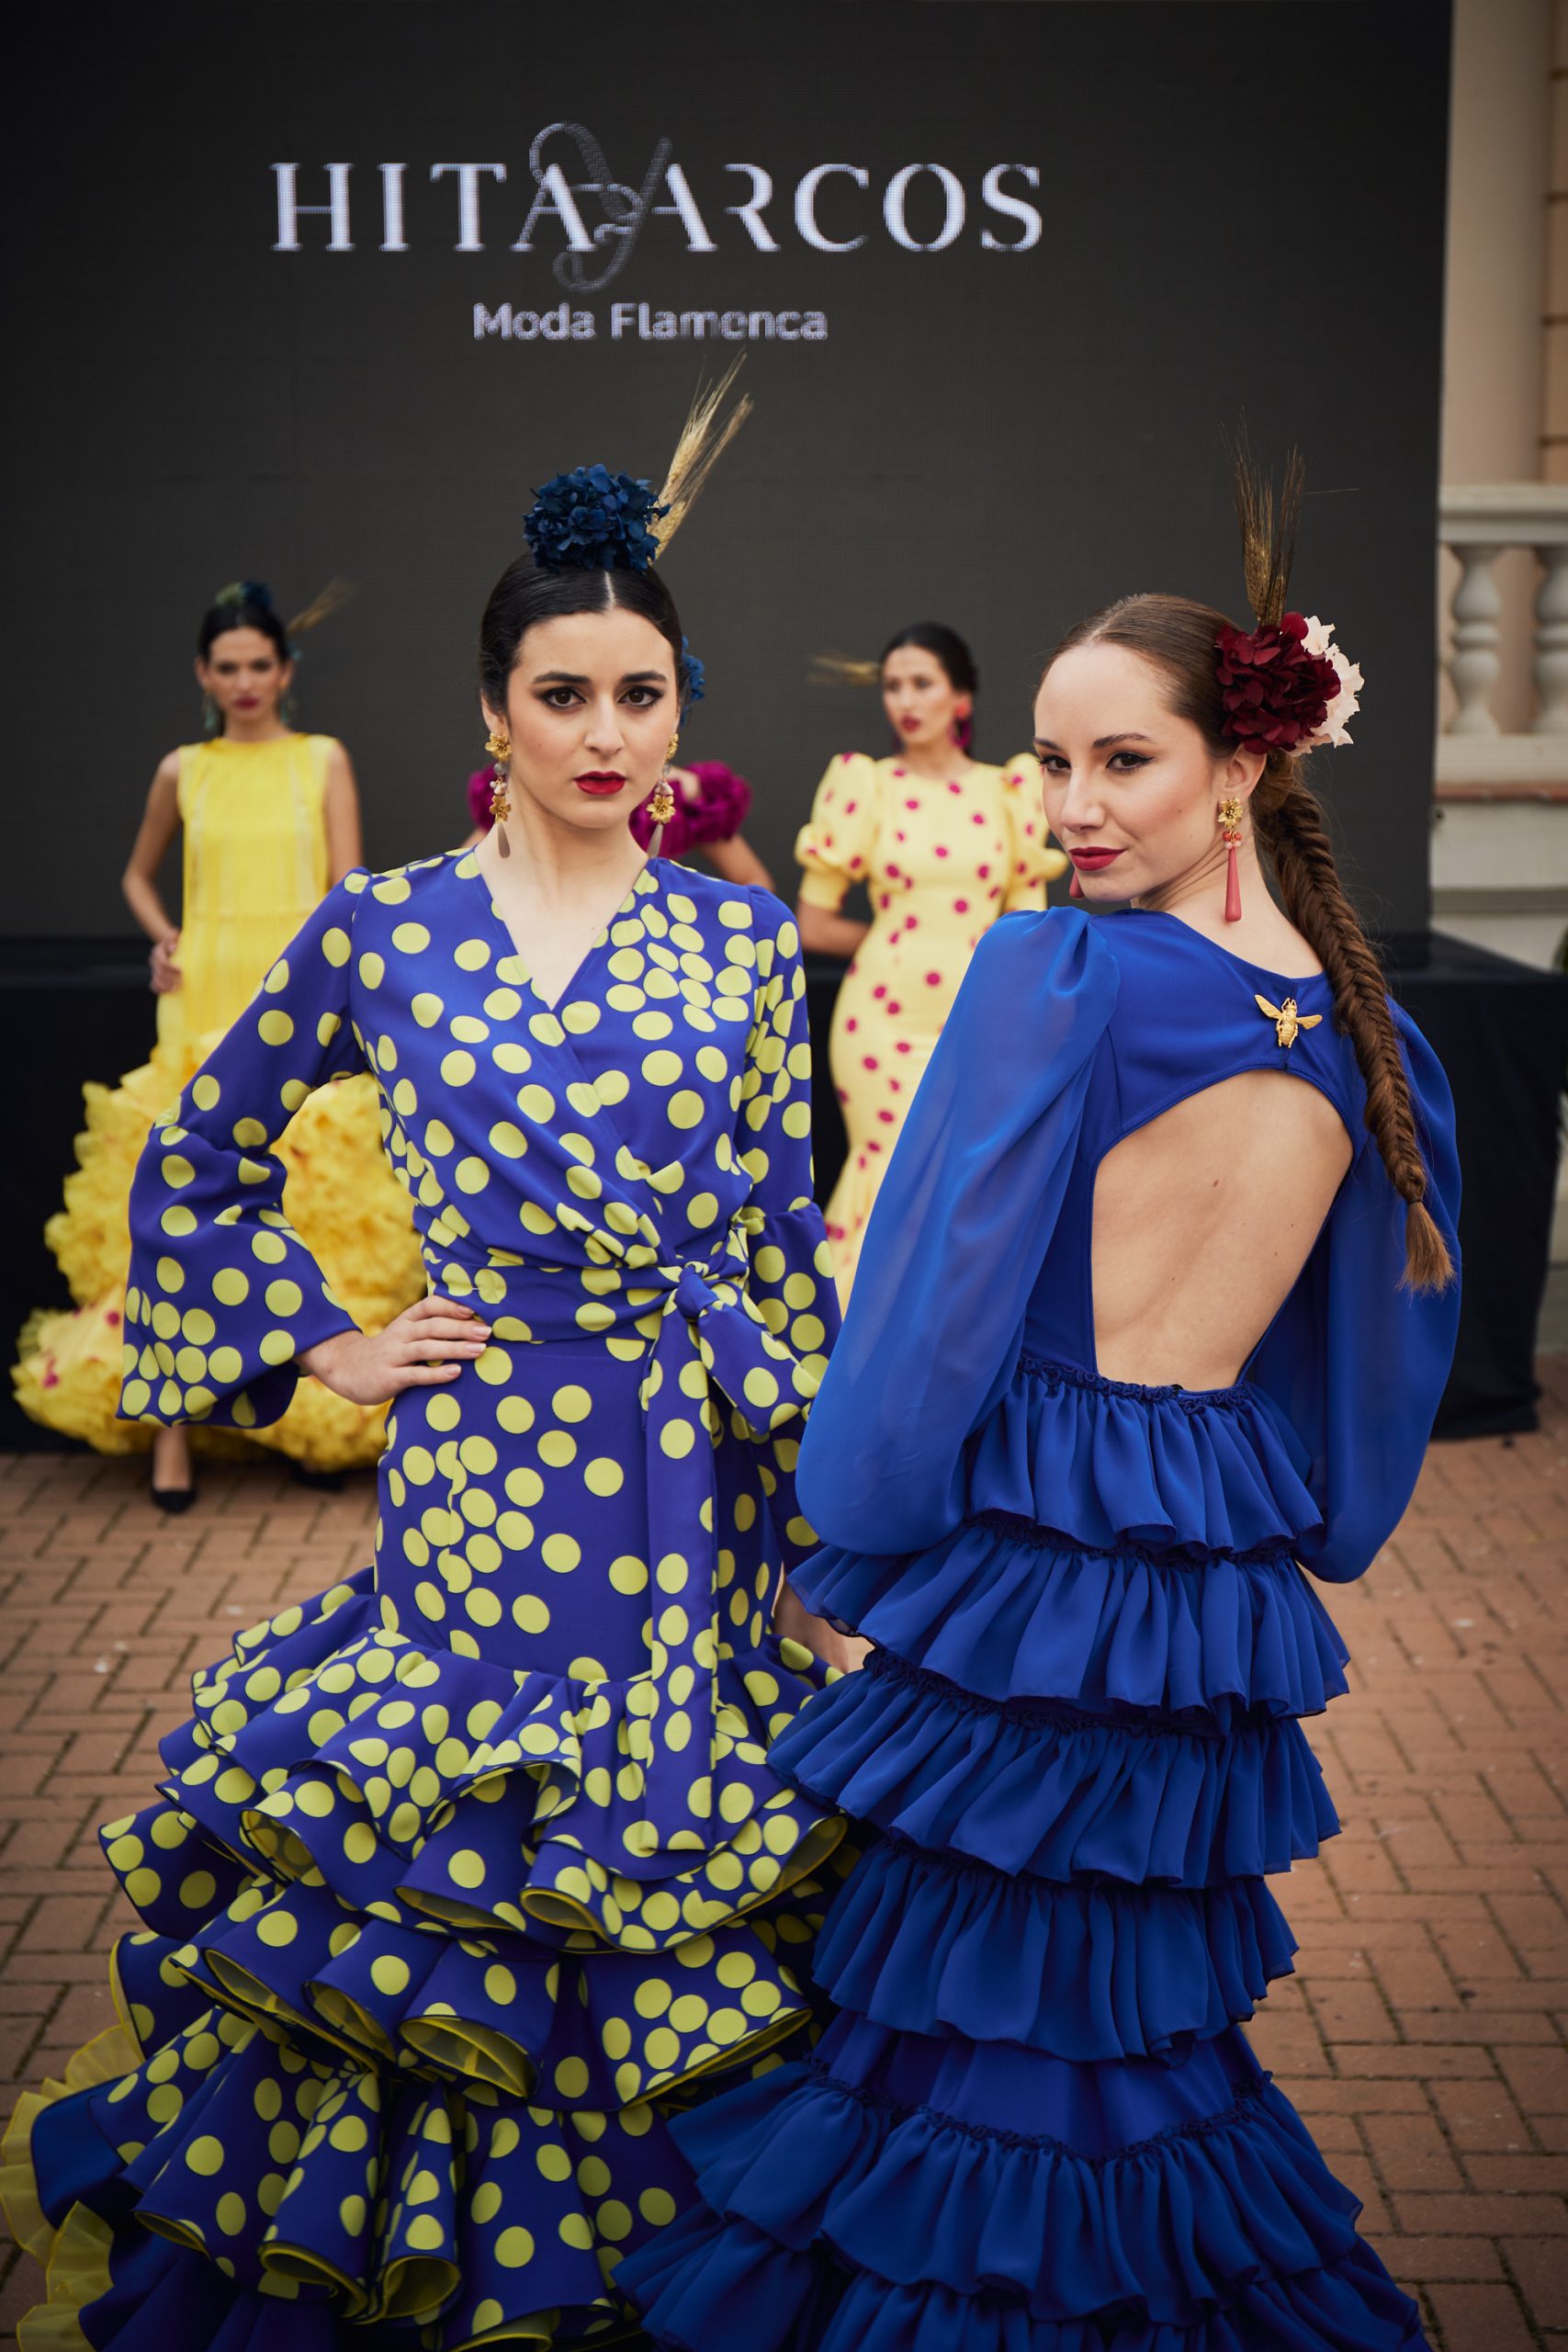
1047;461;1453;1295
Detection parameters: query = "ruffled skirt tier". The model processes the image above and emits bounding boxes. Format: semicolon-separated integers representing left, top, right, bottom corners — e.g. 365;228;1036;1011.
623;1448;1427;2350
2;1569;850;2346
14;1042;423;1471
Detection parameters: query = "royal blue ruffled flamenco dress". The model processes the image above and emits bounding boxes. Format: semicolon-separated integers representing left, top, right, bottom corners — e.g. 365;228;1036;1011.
622;907;1463;2351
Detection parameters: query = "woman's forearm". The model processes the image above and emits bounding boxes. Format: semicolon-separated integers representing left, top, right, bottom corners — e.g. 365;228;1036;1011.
122;866;176;944
323;748;364;884
773;1573;871;1674
297;1328;363;1384
705;831;774;892
796;899;869;960
123;762;183;943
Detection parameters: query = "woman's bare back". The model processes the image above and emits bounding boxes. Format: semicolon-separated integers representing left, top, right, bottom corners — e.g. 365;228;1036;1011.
1090;1068;1353;1392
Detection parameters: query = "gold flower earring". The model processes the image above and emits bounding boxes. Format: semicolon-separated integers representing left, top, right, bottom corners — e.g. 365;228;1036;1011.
485;729;512;824
647;735;678;833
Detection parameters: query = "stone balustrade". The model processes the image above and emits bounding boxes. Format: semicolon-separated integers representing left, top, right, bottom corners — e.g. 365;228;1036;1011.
1438;482;1568;780
1433;485;1568;976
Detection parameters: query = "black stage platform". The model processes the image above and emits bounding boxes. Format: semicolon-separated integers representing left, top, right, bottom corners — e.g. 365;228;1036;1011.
3;930;1562;1453
1376;933;1568;1438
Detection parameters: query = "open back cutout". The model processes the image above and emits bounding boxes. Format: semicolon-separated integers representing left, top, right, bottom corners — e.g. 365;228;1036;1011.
1089;1069;1354;1393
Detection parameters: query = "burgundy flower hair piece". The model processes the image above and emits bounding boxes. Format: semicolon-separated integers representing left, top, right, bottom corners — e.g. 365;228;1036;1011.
1214;611;1343;757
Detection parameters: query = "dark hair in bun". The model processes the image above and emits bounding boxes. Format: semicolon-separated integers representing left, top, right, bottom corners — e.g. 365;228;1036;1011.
479;558;690;715
197;582;290;665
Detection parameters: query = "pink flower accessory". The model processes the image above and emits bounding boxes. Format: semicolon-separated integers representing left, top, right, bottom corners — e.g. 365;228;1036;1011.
630;759;750;856
467;766;496;831
1214;610;1354;758
1299;616;1363;748
468;761;751;857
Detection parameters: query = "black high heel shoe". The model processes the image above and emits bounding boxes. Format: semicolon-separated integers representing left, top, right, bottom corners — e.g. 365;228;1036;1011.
150;1433;197;1514
289;1461;344;1494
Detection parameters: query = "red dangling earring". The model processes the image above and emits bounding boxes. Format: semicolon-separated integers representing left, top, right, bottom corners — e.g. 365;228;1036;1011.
1219;797;1244;922
1068;867;1084;899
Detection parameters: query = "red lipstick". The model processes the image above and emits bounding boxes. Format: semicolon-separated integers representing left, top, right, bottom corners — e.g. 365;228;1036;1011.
574;771;626;797
1068;848;1125;873
897;715;921;733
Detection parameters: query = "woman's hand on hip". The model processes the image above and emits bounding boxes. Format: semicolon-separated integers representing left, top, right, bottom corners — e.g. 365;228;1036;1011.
299;1297;491;1406
773;1576;871;1676
150;933;182;993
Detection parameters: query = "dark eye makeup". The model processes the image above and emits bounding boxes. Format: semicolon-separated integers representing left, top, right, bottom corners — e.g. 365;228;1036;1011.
536;684;666;712
1038;751;1152;776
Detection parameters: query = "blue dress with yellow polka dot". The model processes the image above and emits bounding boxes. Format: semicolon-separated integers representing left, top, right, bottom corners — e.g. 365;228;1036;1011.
3;850;849;2348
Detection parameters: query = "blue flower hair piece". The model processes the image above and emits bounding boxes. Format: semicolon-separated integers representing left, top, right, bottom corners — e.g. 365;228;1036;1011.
524;465;668;574
682;638;706;707
213;579;275;611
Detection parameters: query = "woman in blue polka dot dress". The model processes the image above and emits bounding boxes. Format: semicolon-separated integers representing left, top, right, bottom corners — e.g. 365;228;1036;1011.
1;435;858;2346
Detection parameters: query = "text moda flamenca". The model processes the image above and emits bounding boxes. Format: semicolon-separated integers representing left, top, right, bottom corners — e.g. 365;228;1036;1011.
473;303;831;345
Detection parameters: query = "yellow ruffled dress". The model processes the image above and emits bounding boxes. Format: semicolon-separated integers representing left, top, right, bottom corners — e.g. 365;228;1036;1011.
796;750;1066;1300
15;734;423;1470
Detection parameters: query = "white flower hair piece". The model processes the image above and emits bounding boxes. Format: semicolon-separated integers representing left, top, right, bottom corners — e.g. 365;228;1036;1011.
1300;616;1363;749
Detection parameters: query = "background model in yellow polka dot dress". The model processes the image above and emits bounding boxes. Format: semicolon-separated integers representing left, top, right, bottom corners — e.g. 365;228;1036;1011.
795;750;1066;1299
1;852;849;2347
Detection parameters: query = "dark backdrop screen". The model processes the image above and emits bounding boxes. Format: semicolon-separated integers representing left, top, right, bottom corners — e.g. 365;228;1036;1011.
6;2;1450;937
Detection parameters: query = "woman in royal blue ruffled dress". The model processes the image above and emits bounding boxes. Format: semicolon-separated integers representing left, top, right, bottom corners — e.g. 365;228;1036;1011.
623;464;1461;2349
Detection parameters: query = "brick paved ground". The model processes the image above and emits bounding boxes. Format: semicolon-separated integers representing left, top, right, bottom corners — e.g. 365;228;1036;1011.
1;1371;1565;2349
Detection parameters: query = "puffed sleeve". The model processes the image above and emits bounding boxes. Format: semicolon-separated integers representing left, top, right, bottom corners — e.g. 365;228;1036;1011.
999;752;1067;912
795;752;880;912
1249;1005;1461;1582
467;767;495;834
118;877;373;1434
676;760;752;848
739;894;843;1565
797;907;1118;1555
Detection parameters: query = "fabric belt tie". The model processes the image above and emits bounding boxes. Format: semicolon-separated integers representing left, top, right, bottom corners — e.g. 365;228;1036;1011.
440;1216;818;1876
615;1231;817;1871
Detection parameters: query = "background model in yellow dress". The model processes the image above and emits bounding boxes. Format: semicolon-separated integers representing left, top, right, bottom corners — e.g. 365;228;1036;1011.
795;623;1066;1298
15;583;423;1489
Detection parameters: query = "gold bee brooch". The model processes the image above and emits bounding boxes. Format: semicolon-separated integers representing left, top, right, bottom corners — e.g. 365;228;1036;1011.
1255;992;1323;1050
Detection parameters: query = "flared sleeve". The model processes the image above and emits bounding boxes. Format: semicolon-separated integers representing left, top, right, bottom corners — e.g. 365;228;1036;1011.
1249;1004;1462;1583
797;907;1119;1555
795;752;880;912
738;897;843;1563
118;876;373;1434
999;752;1068;910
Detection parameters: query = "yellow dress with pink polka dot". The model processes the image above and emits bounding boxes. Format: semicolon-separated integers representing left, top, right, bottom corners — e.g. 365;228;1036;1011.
796;751;1065;1299
0;852;850;2348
